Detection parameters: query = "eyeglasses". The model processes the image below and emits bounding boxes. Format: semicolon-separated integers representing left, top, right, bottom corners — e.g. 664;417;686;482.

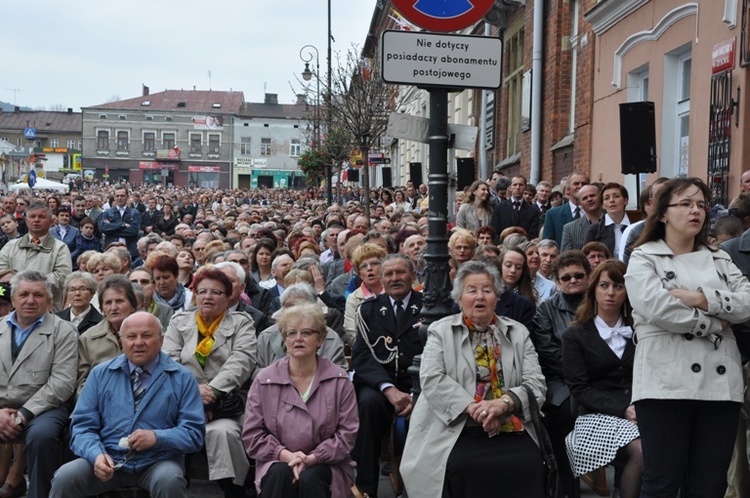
129;279;152;286
112;449;136;470
67;286;91;293
285;329;318;339
667;201;707;211
229;259;249;265
559;272;586;282
358;261;381;271
196;288;225;297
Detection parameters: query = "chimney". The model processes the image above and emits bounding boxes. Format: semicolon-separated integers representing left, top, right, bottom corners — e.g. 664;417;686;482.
142;84;150;97
14;107;20;113
296;94;307;105
264;93;278;105
67;108;73;114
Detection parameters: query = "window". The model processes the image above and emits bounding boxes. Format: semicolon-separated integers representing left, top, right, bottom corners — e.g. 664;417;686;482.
143;132;155;151
67;139;75;149
240;137;251;155
50;139;59;148
661;45;691;178
504;21;525;156
261;138;271;156
290;139;301;157
190;133;202;153
208;134;220;153
116;131;129;151
676;54;691;177
97;130;109;150
162;132;175;150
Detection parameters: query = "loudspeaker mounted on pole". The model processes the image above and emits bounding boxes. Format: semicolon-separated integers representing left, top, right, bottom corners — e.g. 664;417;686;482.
619;102;657;175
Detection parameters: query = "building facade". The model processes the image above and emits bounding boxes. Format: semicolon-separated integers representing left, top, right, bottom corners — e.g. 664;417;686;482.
586;0;745;206
82;88;242;188
0;108;82;183
233;94;308;190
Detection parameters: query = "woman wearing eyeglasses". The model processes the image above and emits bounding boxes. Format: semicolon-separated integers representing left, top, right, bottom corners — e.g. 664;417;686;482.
343;244;388;347
164;267;257;498
625;178;750;497
531;250;592;497
243;302;358;498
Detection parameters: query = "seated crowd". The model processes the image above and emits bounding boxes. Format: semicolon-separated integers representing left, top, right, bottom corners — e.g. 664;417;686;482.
0;172;749;498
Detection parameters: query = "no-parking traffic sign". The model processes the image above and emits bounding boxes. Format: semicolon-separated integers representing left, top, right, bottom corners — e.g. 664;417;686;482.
392;0;495;32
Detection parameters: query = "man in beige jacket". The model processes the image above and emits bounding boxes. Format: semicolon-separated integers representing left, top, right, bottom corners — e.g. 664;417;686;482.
0;202;72;310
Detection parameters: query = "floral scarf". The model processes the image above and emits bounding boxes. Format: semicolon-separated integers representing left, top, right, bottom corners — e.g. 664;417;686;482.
195;312;225;367
154;283;187;313
464;314;524;433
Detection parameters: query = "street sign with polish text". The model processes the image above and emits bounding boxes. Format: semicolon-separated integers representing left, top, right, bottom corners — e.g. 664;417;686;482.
381;30;502;89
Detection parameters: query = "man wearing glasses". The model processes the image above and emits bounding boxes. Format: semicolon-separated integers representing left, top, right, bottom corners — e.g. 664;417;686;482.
49;312;204;497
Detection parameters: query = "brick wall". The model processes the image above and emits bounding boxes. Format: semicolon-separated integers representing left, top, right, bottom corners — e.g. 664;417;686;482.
489;0;596;186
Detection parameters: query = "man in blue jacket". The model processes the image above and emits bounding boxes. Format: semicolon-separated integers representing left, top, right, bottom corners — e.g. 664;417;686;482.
49;312;204;497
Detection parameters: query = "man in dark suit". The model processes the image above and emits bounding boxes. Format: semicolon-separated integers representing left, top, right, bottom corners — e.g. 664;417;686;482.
130;192;146;213
351;254;423;497
561;184;603;252
490;175;541;238
140;197;161;235
98;187;141;260
542;171;590;246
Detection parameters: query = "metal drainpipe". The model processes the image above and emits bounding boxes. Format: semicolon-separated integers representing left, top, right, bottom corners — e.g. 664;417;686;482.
478;22;492;181
530;0;544;184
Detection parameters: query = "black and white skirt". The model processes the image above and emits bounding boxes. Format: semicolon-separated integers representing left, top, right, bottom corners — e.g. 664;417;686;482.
564;413;640;476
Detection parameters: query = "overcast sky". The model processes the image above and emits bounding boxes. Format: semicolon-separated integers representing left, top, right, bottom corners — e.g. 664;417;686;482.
2;0;377;110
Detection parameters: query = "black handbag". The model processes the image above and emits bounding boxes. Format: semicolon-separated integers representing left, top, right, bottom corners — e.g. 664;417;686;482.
523;385;564;498
206;390;245;419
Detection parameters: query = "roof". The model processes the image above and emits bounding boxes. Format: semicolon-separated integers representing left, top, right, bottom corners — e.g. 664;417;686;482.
86;90;245;113
0;110;82;134
239;102;309;120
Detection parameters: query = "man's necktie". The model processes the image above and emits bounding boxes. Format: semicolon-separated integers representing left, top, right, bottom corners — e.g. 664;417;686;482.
31;237;40;246
573;207;581;220
132;367;145;411
395;301;404;326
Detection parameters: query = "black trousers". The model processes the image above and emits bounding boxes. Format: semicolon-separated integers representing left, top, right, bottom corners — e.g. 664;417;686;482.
543;397;576;497
351;384;395;496
443;427;545;498
260;462;332;498
636;399;740;498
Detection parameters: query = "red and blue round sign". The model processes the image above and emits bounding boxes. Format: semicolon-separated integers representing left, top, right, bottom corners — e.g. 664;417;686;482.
392;0;495;32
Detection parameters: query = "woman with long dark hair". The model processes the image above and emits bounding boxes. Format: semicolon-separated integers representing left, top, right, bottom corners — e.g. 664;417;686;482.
625;177;750;497
563;259;642;498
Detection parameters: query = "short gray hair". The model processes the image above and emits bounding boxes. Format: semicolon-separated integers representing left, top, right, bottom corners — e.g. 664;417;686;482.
450;260;504;303
64;271;98;295
536;239;559;252
280;283;317;307
11;270;53;299
215;261;246;283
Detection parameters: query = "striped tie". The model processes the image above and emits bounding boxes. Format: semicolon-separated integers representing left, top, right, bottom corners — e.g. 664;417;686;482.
132;367;145;411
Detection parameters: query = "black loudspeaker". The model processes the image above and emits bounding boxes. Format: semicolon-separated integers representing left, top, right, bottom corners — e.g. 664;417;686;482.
619;102;657;175
348;169;359;182
409;162;423;186
457;157;476;191
382;167;392;188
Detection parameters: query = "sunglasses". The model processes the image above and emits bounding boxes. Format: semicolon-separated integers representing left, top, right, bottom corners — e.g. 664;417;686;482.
559;272;586;282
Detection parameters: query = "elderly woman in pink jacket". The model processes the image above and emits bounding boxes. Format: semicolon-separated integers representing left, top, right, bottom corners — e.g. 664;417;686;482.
243;302;358;498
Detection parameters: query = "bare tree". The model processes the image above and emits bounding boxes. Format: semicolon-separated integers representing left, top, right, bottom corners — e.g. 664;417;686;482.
327;47;397;219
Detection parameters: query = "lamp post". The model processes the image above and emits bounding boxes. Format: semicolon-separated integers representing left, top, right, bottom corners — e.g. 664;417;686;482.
299;45;321;149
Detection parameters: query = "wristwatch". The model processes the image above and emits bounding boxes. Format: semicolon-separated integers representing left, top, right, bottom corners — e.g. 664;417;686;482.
500;395;513;409
13;414;24;429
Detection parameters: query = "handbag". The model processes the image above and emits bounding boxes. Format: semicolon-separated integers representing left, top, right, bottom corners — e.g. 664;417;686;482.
523;384;564;498
206;389;245;419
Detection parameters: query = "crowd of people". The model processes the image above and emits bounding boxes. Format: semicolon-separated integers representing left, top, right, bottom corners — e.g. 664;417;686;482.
0;170;748;498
